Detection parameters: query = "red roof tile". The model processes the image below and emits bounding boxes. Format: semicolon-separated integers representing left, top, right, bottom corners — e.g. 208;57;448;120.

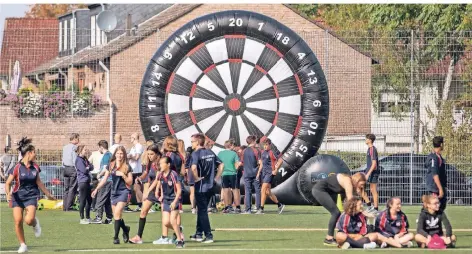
0;18;58;76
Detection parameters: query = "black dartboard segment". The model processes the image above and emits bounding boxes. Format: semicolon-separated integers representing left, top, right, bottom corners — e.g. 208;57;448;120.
140;11;329;188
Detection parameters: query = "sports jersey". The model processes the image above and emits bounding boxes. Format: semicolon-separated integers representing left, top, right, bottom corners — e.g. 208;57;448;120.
417;208;452;237
75;156;93;183
11;162;40;201
366;146;380;173
99;151;112;182
242;147;260;178
157;170;180;201
146;163;159;184
191;148;221;193
261;149;279;175
218;149;239;176
375;209;409;238
165;151;183;175
111;165;132;194
425;152;447;193
336;212;368;235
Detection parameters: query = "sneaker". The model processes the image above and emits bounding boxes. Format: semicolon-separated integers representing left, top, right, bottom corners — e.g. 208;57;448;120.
124;206;134;213
153;236;171;244
172;233;178;243
251;207;257;213
341;242;351;249
104;218;113;224
380;242;388;248
149;208;156;213
179;209;184;214
403;241;413;248
363;242;377;249
175;240;185;248
190;234;203;242
241;210;252;215
323;238;337;246
222;207;232;214
255;209;264;215
191;208;196;214
133;207;141;212
231;208;241;214
91;217;103;224
202;237;214;243
17;243;28;253
33;218;41;237
278;203;285;214
129;235;143;244
365;205;375;213
180;226;185;241
113;238;120;244
80;219;90;224
122;226;130;243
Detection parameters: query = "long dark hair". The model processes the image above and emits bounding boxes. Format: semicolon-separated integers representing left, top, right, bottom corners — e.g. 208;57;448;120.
109;146;129;174
17;137;34;157
147;144;162;170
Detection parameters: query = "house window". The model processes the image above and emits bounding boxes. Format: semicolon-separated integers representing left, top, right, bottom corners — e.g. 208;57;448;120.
91;15;107;47
70;18;76;49
379;93;409;114
64;20;68;51
59;22;63;52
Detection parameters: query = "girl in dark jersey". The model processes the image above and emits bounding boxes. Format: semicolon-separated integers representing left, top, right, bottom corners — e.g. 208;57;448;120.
152;156;184;248
75;145;93;224
92;146;133;244
335;197;378;249
313;172;367;246
375;197;414;248
129;144;162;244
162;136;184;217
415;194;456;248
5;137;55;253
256;139;285;214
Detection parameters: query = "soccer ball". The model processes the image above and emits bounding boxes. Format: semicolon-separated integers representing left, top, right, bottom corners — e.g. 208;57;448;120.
37;203;44;210
216;201;225;211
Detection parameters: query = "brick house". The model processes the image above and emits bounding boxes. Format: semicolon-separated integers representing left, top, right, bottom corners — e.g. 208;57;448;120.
0;18;58;90
1;4;375;152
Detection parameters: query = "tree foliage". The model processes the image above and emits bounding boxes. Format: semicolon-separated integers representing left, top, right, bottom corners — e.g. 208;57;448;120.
25;4;87;18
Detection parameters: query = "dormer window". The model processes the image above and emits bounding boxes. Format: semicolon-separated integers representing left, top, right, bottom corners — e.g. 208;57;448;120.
91;15;107;47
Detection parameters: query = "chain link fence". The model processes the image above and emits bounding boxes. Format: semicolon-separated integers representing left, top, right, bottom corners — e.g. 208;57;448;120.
0;26;471;205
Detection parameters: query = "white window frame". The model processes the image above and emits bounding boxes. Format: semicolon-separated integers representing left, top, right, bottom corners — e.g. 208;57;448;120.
379;92;409;116
95;15;102;46
64;20;68;51
59;22;63;52
91;16;96;47
70;18;76;49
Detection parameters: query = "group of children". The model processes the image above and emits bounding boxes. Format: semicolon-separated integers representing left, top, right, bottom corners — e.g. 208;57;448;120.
335;195;456;249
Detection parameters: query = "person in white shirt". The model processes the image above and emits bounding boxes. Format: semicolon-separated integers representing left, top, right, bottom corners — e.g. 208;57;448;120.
88;149;103;211
109;134;122;155
126;133;144;212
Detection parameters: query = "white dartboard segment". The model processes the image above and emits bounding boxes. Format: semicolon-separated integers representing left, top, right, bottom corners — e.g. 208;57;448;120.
197;75;227;99
192;98;223;111
244;111;272;135
215;115;233;145
246;98;277;112
267;126;293;152
206;39;228;63
236;115;250;146
279;95;301;115
175;58;202;83
243;75;273;100
174;125;200;151
216;63;234;94
268;58;293;84
237;63;253;94
167;94;190;114
242;39;265;64
197;110;226;133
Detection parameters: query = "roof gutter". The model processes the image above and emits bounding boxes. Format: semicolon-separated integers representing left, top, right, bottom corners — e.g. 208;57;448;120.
35;74;42;84
99;60;113;146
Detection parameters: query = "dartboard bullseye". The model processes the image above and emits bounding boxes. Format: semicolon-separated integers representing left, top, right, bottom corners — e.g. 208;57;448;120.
140;10;329;188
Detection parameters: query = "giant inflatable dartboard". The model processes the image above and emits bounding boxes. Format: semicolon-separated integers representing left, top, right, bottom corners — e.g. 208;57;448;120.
140;10;329;187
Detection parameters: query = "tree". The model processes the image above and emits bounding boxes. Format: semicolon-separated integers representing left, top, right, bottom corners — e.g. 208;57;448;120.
25;4;87;18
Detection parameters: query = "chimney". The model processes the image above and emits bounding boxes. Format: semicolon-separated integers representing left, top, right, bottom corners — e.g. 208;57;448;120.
126;14;132;36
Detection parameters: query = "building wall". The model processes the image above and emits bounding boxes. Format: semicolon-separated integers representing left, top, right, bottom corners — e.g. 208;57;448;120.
110;4;373;148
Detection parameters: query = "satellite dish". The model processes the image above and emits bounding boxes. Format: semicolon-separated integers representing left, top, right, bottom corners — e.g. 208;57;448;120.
97;10;117;32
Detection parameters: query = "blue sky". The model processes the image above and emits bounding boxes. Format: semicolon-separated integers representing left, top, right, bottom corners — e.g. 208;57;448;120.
0;4;29;48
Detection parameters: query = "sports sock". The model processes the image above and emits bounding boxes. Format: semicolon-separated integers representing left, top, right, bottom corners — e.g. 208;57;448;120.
137;217;146;238
120;219;126;230
114;220;121;239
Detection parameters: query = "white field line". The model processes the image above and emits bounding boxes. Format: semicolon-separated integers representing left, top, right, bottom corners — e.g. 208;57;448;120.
215;228;472;232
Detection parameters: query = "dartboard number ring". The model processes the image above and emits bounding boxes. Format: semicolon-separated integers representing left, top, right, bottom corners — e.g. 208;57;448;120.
140;10;329;188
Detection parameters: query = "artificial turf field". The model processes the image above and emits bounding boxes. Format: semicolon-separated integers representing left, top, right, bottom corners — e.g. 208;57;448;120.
1;204;471;253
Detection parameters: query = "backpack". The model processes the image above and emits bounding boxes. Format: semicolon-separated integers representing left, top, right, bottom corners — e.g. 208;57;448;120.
428;234;446;249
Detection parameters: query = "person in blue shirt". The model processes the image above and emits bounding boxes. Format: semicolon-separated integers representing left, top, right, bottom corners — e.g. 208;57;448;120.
256;139;285;214
363;134;380;213
91;140;113;224
129;144;162;244
92;146;133;244
241;135;262;214
189;133;224;243
375;197;414;248
425;136;447;212
5;137;55;254
75;145;93;224
152;156;184;248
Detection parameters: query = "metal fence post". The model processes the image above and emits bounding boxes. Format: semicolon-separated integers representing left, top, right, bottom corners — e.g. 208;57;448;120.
409;30;415;205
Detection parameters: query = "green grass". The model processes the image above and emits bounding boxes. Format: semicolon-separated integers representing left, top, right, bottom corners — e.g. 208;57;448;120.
1;204;472;253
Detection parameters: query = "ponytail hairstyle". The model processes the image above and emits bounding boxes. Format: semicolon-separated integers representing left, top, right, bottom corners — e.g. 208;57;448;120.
109;146;129;174
386;196;401;210
344;197;362;216
177;139;186;160
76;145;86;156
17;137;34;157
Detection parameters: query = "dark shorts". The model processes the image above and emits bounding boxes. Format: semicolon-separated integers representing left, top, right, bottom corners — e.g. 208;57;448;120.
111;192;131;206
146;191;160;204
162;200;181;212
222;175;237;189
261;172;273;184
367;170;380;184
187;170;195;186
10;197;38;209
